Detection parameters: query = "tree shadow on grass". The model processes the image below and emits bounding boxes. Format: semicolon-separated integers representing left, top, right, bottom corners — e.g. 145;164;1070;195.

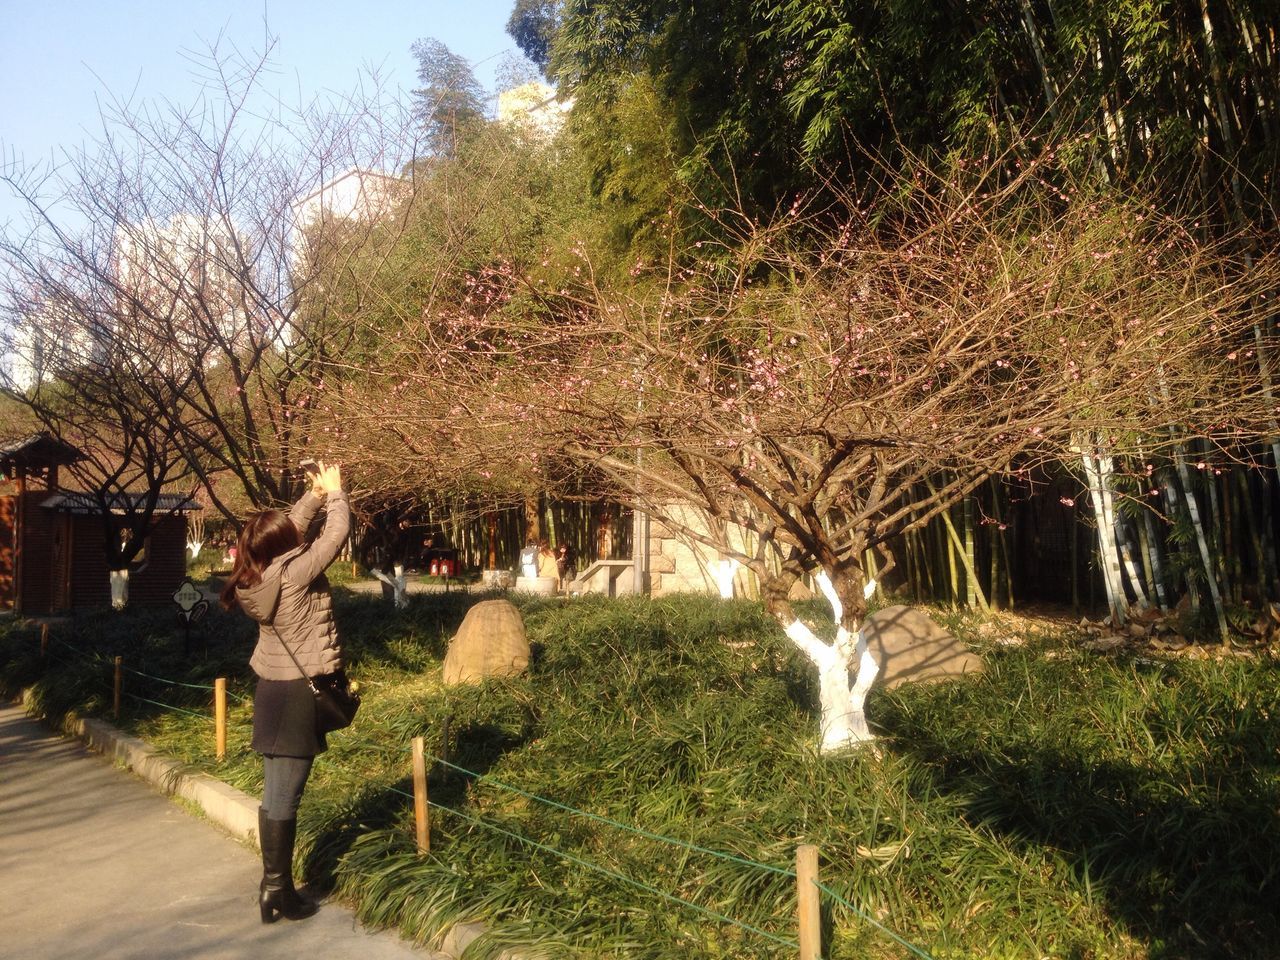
335;589;484;671
888;719;1280;959
300;719;534;895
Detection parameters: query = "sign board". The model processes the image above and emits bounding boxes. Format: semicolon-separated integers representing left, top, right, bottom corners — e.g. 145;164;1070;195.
173;578;203;611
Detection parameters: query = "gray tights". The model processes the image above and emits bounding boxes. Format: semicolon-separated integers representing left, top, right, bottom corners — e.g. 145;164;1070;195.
261;755;314;821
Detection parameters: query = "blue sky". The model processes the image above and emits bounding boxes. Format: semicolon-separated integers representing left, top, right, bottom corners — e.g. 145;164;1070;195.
0;0;524;231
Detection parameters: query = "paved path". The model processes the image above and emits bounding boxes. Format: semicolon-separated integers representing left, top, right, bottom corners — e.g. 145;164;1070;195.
0;703;445;960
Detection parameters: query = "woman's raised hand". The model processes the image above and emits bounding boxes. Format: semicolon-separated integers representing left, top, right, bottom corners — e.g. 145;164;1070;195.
312;461;343;494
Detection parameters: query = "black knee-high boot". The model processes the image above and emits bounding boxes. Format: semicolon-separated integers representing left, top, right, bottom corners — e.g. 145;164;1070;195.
258;807;318;923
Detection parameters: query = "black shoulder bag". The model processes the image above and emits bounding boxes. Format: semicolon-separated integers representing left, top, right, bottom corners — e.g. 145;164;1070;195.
279;639;361;735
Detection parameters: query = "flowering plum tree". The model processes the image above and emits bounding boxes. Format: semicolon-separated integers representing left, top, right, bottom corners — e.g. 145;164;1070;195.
343;146;1279;751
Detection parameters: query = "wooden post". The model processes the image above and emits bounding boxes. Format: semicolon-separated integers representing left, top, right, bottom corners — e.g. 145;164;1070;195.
412;736;430;853
214;678;227;761
113;656;123;720
797;844;821;960
40;623;49;658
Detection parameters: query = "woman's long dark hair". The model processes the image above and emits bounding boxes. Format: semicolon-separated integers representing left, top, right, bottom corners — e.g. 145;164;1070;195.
219;510;301;610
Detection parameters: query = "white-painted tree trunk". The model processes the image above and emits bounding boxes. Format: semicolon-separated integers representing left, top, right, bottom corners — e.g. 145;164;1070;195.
1081;448;1129;624
783;573;879;753
1140;506;1170;610
372;563;408;609
1118;538;1151;611
187;539;204;560
110;569;129;610
1170;447;1230;643
713;558;740;599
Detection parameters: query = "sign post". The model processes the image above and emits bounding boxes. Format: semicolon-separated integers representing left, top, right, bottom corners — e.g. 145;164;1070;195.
173;578;209;657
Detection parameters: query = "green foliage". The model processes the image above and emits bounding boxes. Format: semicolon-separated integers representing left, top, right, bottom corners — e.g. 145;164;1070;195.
507;0;562;73
6;591;1279;956
411;38;488;153
548;0;1280;241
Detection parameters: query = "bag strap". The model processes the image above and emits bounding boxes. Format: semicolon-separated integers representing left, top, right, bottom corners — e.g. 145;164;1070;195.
270;557;320;693
277;633;321;693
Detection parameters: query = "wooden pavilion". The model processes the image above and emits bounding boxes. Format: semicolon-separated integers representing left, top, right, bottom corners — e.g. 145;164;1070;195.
0;433;196;612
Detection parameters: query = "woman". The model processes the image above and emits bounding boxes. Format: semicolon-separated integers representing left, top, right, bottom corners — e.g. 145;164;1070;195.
220;461;348;924
537;538;559;586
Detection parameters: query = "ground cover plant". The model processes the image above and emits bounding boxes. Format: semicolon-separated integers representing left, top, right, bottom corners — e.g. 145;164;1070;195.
3;590;1278;959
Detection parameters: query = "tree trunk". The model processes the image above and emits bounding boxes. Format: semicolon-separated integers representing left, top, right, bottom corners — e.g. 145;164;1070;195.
772;571;878;753
1238;469;1273;601
1081;447;1129;624
963;495;980;609
110;569;130;610
713;558;739;599
372;564;408;609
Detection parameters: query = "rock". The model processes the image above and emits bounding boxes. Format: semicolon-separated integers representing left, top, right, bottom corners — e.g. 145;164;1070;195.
858;605;984;689
788;578;814;601
514;575;558;595
1083;636;1126;652
1127;622;1149;638
442;599;531;686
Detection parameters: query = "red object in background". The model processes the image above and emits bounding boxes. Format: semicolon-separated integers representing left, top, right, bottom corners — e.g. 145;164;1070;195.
439;559;453;577
430;559;439;575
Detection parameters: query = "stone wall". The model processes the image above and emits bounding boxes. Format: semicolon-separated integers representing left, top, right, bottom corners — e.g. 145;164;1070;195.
645;503;759;598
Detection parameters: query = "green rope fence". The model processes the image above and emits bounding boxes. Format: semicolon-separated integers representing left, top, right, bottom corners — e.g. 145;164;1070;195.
28;627;935;959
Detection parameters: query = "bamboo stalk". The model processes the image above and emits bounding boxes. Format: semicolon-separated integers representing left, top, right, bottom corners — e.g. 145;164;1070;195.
963;495;980;609
1238;469;1271;602
1170;443;1230;644
933;490;990;612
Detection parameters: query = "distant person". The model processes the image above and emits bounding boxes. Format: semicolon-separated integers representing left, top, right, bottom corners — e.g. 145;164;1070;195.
556;542;575;586
537;538;558;583
220;460;349;924
519;538;538;580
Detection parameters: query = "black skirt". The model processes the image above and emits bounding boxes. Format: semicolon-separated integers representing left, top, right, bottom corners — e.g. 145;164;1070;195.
252;677;327;757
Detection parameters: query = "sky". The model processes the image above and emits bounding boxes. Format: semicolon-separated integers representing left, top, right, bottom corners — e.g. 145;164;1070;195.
0;0;525;233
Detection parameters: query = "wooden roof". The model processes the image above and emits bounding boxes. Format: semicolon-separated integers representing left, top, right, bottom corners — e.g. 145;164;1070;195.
0;432;84;471
39;491;200;515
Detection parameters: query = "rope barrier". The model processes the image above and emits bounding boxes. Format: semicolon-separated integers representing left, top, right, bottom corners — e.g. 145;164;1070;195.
45;634;249;702
122;667;215;691
374;780;799;953
120;666;250;703
350;783;798;957
433;756;796;878
816;881;935;960
123;692;216;722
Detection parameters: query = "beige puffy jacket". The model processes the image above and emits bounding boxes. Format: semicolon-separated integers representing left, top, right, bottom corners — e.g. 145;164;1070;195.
239;490;350;680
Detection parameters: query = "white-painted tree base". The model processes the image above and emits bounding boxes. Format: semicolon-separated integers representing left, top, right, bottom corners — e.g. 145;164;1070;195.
372;564;408;609
784;575;881;753
110;569;129;610
713;558;740;599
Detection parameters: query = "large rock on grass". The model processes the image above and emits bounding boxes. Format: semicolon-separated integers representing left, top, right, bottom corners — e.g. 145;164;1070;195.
860;605;983;689
443;599;532;686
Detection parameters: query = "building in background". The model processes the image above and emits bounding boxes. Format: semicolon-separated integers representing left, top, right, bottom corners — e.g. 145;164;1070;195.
497;81;570;139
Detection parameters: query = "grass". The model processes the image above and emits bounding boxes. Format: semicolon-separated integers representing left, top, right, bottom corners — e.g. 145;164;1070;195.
3;591;1278;959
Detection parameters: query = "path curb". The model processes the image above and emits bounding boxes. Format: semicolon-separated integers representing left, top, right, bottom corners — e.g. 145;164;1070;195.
16;689;530;960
